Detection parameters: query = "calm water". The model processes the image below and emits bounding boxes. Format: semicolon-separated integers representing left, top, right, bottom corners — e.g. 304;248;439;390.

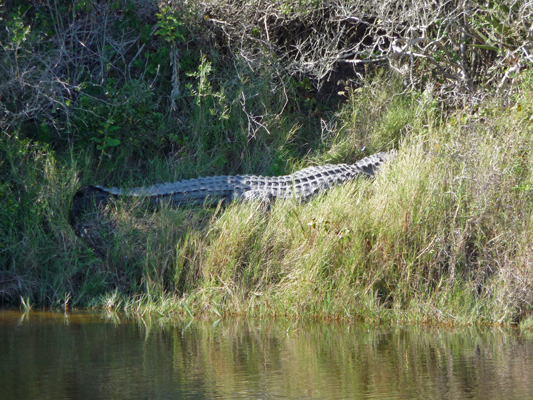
1;310;533;399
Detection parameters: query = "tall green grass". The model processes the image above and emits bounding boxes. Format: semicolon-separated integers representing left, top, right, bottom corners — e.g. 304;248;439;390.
3;73;533;327
80;75;533;327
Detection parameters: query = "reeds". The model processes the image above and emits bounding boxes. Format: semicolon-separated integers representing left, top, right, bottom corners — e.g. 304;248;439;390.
4;73;533;326
96;91;533;326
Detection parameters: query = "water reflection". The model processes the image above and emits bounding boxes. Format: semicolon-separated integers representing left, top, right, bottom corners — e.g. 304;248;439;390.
0;309;532;399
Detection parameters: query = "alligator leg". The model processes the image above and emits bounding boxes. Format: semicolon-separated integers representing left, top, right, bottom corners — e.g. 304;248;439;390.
237;189;275;211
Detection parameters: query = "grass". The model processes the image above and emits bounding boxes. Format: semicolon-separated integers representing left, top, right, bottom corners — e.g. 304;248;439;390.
66;81;533;327
3;63;533;326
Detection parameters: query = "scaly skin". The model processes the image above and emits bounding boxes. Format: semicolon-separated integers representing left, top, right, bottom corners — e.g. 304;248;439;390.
70;151;396;254
71;151;395;226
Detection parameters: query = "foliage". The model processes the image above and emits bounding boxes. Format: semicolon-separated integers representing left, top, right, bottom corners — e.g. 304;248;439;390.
2;0;533;327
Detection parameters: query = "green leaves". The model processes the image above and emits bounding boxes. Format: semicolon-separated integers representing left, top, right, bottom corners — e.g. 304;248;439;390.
4;7;31;50
155;7;186;43
471;0;528;51
91;136;121;152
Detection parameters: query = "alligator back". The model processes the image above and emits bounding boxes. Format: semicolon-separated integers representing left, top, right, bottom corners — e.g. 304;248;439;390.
85;151;395;207
70;151;395;249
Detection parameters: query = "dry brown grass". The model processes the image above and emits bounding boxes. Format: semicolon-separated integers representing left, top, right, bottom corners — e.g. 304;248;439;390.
100;80;533;326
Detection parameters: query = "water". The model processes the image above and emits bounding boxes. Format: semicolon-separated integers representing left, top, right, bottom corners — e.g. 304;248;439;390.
1;309;533;399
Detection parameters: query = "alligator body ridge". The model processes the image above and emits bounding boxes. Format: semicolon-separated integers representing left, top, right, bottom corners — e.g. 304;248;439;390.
73;150;395;211
70;151;395;252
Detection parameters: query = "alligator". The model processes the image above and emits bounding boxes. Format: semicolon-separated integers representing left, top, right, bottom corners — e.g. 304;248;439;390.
70;151;395;254
72;151;395;220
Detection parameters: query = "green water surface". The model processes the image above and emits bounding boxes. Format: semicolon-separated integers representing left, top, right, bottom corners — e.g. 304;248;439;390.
1;310;532;399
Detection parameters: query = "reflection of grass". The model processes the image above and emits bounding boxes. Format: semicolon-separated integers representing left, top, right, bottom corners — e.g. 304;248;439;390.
2;312;530;399
20;296;32;312
218;321;527;398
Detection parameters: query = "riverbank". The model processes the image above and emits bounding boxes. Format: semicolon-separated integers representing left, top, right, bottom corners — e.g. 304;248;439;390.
2;1;533;327
100;87;533;327
5;80;533;327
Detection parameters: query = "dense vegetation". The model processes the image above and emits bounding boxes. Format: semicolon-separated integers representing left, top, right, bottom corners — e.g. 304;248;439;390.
2;0;533;326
